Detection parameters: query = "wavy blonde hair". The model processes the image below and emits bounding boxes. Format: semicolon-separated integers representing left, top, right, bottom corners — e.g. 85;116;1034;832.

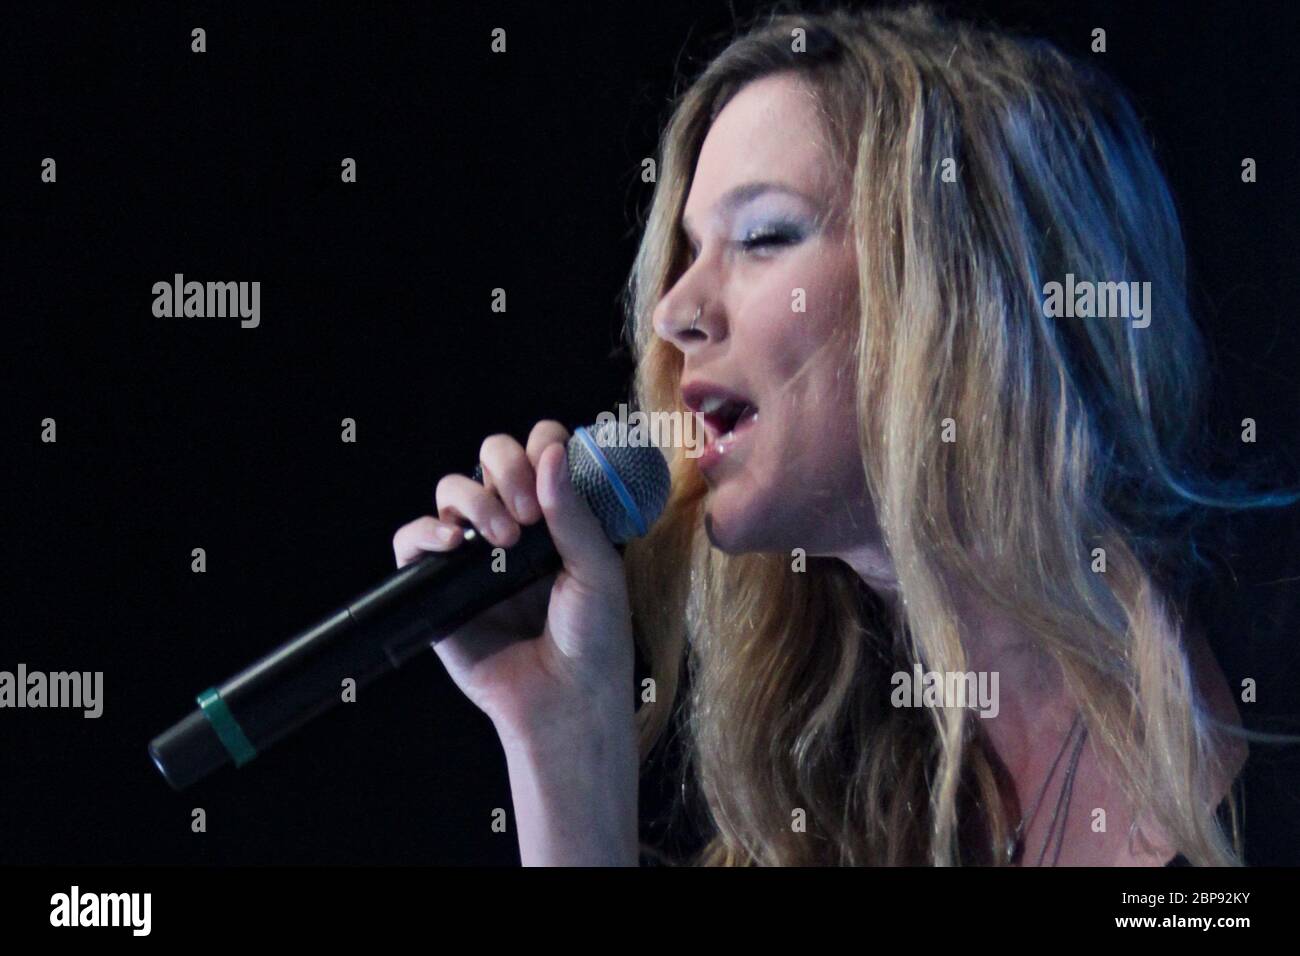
621;2;1297;865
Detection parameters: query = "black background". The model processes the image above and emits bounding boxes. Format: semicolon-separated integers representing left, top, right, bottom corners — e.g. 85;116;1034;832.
3;0;1298;866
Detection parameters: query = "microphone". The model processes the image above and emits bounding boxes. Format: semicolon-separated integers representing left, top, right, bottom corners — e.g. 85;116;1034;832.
147;420;670;791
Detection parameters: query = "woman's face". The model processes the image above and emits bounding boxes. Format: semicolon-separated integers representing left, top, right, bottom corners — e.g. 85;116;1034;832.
653;72;885;566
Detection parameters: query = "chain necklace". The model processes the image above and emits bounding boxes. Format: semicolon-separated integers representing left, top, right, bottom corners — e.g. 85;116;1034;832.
1005;712;1088;865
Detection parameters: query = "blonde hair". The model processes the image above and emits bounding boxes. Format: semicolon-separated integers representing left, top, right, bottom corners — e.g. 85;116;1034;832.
621;2;1298;865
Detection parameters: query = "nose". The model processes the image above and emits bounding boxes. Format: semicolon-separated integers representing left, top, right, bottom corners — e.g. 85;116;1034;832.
652;276;723;354
652;301;700;340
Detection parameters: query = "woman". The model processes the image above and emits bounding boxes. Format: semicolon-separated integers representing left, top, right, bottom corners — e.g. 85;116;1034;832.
393;4;1297;865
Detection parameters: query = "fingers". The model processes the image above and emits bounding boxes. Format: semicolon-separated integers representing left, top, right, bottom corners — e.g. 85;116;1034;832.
431;425;559;548
479;433;541;526
457;422;569;543
525;420;571;470
393;515;464;567
535;441;623;591
399;420;611;580
435;473;520;548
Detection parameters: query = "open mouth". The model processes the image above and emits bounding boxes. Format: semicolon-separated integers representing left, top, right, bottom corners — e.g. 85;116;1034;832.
682;381;760;453
698;395;759;444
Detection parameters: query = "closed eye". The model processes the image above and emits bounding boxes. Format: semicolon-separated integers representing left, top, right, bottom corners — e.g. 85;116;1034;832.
739;226;802;253
682;226;802;265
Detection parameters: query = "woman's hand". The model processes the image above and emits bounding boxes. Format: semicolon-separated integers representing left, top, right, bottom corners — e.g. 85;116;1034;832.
392;419;635;741
393;420;639;863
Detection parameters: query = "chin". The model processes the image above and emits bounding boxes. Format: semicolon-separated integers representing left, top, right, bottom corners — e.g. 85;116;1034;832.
702;510;745;553
700;489;787;555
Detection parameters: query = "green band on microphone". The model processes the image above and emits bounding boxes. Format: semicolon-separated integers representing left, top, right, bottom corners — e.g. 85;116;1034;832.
196;687;258;767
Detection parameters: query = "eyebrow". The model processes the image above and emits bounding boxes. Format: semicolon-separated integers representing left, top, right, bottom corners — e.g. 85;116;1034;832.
680;181;820;244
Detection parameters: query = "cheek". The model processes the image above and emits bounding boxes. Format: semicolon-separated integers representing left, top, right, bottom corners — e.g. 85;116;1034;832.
758;324;858;439
762;341;863;520
748;254;856;379
705;252;861;550
768;399;861;507
724;357;860;537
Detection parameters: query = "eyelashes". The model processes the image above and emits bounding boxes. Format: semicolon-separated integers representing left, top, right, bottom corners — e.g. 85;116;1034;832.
738;224;803;253
684;222;805;262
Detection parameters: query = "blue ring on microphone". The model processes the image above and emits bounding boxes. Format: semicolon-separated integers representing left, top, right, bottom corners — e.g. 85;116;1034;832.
196;686;258;767
573;425;646;537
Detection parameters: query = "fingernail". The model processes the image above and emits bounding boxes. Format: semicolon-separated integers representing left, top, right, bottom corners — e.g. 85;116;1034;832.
514;493;536;521
491;517;515;542
434;524;458;543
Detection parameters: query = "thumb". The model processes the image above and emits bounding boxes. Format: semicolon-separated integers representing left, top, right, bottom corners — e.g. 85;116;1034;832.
536;440;622;590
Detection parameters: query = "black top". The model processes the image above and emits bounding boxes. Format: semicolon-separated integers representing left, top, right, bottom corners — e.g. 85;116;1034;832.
1165;853;1192;867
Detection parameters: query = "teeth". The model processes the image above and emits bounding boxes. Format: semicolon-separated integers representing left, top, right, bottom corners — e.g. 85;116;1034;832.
700;395;727;414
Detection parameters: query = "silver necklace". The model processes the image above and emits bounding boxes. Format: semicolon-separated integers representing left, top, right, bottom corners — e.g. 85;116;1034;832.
1005;713;1087;865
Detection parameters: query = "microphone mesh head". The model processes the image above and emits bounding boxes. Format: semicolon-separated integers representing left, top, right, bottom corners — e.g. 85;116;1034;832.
567;419;671;544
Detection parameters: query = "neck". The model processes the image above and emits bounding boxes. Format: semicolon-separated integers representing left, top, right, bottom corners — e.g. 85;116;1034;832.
838;544;1075;777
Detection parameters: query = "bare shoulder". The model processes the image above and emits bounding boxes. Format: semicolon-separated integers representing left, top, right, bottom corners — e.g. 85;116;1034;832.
1094;629;1246;866
1045;630;1246;866
1184;628;1250;785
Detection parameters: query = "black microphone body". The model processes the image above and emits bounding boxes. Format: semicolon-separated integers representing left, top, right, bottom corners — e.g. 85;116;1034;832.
148;421;669;791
